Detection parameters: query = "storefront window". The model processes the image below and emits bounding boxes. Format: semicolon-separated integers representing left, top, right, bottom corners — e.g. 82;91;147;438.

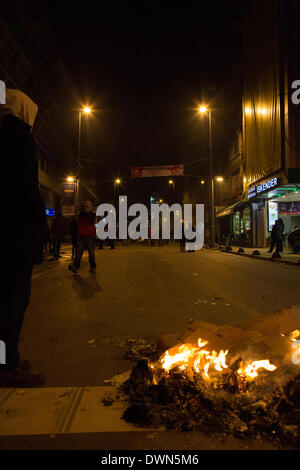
268;201;278;231
243;207;251;232
233;211;240;235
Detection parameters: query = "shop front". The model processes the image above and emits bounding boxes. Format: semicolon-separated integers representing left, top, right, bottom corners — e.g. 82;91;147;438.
216;201;251;246
247;176;300;248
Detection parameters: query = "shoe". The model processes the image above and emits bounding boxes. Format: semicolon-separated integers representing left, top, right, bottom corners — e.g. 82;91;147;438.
89;266;96;273
68;264;78;273
0;367;45;387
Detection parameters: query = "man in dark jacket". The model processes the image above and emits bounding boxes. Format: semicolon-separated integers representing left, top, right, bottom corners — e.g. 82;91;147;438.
69;201;96;273
276;218;285;252
0;89;45;387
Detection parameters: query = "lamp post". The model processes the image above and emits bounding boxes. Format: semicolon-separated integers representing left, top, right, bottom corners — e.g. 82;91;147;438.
114;178;121;205
169;179;175;203
198;106;215;248
77;106;92;210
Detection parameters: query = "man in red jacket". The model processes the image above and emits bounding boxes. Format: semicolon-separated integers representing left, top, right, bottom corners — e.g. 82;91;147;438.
69;201;96;273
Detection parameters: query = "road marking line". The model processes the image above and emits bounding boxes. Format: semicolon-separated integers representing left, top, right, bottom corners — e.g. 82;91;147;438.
0;389;15;408
63;387;85;434
0;386;153;436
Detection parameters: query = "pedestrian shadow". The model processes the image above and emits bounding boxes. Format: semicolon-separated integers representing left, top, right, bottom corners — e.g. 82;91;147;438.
72;274;103;299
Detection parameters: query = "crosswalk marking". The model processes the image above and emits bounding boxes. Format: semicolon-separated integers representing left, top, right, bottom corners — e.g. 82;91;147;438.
0;386;153;436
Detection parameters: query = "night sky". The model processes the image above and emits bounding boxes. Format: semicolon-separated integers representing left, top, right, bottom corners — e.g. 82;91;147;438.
42;1;245;202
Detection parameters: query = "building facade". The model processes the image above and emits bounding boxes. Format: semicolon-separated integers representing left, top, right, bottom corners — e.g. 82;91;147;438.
217;0;300;248
0;7;97;220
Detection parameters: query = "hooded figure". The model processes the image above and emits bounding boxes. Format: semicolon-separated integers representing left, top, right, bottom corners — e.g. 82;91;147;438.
0;89;45;386
0;89;45;266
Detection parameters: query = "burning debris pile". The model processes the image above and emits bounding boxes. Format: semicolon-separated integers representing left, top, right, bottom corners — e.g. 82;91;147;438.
121;307;300;447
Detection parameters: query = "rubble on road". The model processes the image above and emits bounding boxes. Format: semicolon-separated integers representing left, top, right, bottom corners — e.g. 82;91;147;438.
118;306;300;448
124;337;157;361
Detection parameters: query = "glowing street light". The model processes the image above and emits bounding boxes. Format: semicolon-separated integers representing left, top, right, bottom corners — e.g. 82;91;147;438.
198;105;208;113
216;176;224;182
113;178;122;204
169;179;175;202
197;105;215;247
67;176;75;182
77;105;93;211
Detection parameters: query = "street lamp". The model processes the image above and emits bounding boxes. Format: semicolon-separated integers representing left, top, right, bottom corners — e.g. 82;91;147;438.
77;106;93;210
198;105;215;248
114;178;121;204
168;179;175;202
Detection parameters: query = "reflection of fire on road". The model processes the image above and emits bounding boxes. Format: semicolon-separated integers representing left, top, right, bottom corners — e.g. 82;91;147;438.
119;307;300;446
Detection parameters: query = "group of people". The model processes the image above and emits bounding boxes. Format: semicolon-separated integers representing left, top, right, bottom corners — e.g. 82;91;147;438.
269;218;285;253
43;213;66;260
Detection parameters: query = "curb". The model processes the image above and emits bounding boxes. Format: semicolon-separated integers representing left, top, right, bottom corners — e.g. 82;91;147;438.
215;247;300;266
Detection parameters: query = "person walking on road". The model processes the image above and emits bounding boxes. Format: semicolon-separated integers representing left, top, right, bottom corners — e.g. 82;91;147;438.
69;217;78;259
0;89;45;387
276;218;285;252
69;201;97;273
269;219;284;253
180;222;186;253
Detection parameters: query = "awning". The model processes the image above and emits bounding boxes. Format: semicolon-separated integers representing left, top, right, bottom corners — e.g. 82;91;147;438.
216;201;243;218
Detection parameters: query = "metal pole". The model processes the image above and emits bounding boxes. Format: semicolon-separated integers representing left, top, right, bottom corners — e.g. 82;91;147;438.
209;110;215;248
77;110;82;212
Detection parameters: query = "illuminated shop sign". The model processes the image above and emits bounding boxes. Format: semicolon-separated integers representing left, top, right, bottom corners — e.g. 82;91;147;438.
248;187;257;199
46;207;55;217
248;177;278;199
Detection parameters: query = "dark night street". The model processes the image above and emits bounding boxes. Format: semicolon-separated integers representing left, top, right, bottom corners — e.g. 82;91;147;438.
22;245;300;387
2;244;300;450
1;0;300;458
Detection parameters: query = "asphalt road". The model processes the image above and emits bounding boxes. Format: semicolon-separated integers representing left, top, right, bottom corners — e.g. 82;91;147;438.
22;243;300;387
2;243;300;450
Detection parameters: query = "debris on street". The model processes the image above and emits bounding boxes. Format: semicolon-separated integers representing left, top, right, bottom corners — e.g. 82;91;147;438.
119;307;300;447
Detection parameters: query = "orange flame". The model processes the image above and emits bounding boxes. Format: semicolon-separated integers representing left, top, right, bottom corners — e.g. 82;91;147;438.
237;360;277;379
160;338;228;379
158;337;278;382
290;329;300;342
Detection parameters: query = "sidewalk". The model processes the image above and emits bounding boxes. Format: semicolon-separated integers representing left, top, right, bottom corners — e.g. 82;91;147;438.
219;245;300;265
32;244;73;278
